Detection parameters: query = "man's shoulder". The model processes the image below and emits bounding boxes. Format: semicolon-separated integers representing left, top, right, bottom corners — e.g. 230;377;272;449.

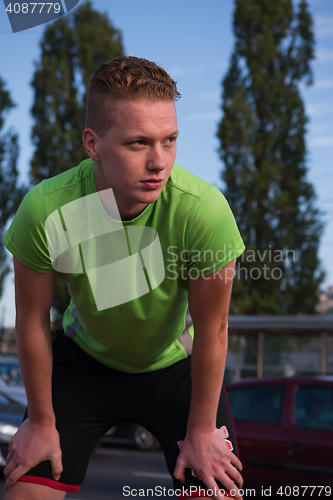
167;163;215;199
40;158;94;196
162;164;235;227
28;159;94;216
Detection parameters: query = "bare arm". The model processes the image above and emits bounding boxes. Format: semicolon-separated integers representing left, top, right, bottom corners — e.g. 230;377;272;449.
4;257;62;490
174;260;243;499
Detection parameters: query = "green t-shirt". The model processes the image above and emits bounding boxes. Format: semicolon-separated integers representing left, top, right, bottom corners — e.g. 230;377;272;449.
4;159;245;373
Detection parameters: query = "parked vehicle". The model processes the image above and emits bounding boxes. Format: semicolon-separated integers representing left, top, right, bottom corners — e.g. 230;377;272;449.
104;423;160;450
225;376;333;496
0;355;27;406
0;390;26;467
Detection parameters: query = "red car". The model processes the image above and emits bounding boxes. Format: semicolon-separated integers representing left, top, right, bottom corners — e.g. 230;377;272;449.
225;377;333;497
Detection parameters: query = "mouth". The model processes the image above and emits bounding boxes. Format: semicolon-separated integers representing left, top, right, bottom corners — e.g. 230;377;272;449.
140;179;163;189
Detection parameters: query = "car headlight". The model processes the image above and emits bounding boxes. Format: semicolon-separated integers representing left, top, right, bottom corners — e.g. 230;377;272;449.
0;423;18;440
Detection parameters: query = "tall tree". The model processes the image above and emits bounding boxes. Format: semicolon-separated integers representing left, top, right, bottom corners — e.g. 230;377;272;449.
30;0;124;183
217;0;324;315
0;78;24;298
30;0;124;321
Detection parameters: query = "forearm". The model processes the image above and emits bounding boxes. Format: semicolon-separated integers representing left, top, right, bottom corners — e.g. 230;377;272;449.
174;263;243;497
4;259;62;489
16;319;55;425
187;324;228;434
175;322;243;497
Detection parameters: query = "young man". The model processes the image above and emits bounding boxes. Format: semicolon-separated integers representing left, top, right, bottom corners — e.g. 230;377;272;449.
3;56;245;500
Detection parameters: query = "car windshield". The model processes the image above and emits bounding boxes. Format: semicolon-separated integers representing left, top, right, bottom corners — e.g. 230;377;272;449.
0;362;24;387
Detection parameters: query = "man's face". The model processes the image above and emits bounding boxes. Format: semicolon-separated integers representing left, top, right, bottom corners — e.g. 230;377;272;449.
90;99;178;220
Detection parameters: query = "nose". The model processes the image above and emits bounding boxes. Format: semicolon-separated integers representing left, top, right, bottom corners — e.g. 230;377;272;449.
146;146;166;171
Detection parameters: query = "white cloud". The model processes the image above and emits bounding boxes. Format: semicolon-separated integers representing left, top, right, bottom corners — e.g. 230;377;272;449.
314;78;333;89
195;91;220;101
314;15;333;38
301;78;333;92
168;67;184;76
316;48;333;63
309;123;333;135
168;63;227;79
185;111;221;122
310;136;333;147
168;65;206;77
306;103;333;116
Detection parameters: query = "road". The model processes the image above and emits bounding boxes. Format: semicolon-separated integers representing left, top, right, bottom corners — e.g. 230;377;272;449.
67;445;173;500
0;445;174;500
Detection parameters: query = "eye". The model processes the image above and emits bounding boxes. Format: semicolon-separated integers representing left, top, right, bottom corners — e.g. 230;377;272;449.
128;140;147;149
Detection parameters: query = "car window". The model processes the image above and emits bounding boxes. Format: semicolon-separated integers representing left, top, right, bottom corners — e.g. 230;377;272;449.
227;385;285;425
0;362;24;387
0;393;11;405
295;386;333;432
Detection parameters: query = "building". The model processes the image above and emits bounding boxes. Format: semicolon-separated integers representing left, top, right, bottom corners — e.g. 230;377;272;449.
225;315;333;381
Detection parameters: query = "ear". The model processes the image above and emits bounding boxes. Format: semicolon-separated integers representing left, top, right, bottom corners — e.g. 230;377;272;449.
82;128;100;161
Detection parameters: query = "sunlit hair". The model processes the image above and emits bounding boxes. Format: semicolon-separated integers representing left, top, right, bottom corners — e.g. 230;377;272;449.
85;56;181;136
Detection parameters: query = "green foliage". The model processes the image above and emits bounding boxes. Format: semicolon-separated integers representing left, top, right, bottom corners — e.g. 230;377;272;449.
217;0;324;315
29;0;124;323
0;78;25;298
30;0;124;183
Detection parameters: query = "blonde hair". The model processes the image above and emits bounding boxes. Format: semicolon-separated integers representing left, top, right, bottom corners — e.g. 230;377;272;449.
85;56;181;136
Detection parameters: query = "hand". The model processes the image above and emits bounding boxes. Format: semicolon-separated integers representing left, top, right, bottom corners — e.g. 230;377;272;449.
174;428;243;500
4;418;63;491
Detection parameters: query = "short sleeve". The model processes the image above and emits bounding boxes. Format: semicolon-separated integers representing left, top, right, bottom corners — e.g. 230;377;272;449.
3;183;54;273
186;185;245;276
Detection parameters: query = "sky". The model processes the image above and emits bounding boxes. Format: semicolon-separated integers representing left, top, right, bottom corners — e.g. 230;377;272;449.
0;0;332;326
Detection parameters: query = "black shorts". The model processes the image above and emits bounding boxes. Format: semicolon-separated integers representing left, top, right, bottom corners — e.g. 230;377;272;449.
19;330;238;495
